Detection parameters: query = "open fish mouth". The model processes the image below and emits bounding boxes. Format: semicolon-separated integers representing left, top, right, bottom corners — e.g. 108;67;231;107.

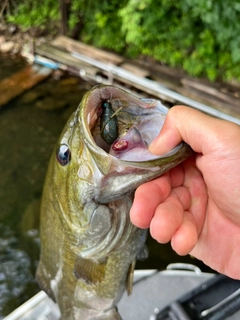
79;84;192;167
93;97;167;162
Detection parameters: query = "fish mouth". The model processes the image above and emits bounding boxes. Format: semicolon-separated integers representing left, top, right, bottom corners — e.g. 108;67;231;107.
93;97;167;162
77;85;192;202
80;85;192;166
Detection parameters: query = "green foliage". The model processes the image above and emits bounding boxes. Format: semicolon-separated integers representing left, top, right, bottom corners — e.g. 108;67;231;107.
5;0;240;82
120;0;240;81
69;0;128;52
7;0;59;31
118;0;240;81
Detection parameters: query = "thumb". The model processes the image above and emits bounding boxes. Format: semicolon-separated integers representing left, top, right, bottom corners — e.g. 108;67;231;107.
149;105;223;155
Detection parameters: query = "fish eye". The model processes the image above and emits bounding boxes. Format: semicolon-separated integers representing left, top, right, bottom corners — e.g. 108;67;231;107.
56;144;71;166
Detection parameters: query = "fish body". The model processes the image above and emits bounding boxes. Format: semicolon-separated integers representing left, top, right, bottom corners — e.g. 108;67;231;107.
36;85;192;319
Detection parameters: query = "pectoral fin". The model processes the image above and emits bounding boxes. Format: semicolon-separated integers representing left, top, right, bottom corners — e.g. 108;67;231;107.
126;260;136;295
74;256;106;284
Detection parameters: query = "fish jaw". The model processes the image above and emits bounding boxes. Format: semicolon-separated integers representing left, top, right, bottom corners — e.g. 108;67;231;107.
95;143;191;203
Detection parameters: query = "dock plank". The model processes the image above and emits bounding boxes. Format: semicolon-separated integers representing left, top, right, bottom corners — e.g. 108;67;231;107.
53;36;124;65
0;64;52;107
34;37;240;120
35;43;99;76
181;78;240;107
0;65;37;92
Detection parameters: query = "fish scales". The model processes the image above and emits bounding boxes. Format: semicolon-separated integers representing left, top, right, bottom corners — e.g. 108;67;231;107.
36;85;192;319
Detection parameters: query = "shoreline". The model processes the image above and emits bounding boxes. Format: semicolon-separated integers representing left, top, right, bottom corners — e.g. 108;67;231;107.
0;23;29;54
0;23;54;55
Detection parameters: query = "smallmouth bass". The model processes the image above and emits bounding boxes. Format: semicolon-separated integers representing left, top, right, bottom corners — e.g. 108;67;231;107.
36;85;192;319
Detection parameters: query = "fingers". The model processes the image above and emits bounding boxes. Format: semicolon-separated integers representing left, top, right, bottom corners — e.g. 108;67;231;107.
171;211;198;255
149;160;206;254
149;187;198;255
149;186;189;239
131;157;207;256
149;105;227;155
130;174;172;228
130;166;185;228
181;157;207;234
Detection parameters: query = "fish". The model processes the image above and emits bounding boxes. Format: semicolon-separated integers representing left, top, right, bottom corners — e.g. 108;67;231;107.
36;85;192;320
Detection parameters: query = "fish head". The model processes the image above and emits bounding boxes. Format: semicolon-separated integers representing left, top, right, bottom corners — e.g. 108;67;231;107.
54;85;192;208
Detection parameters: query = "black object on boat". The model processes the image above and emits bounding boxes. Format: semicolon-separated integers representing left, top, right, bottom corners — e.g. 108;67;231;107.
156;274;240;320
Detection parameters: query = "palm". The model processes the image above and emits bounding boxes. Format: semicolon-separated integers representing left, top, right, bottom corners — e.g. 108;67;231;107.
192;197;240;278
190;152;240;278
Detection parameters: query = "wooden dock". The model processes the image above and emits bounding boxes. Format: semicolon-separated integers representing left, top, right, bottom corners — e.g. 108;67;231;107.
1;35;239;122
0;64;52;107
35;36;240;120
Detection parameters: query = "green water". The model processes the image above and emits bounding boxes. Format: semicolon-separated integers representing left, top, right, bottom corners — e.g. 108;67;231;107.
0;54;212;318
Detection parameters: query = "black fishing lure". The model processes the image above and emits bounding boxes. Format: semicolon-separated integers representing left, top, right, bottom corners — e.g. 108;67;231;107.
100;101;119;144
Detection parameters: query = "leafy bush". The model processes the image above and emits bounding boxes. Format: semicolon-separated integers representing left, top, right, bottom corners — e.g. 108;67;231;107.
119;0;240;81
69;0;127;52
7;0;59;32
5;0;240;82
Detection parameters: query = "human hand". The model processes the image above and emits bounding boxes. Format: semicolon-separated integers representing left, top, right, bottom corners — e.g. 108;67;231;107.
130;106;240;278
